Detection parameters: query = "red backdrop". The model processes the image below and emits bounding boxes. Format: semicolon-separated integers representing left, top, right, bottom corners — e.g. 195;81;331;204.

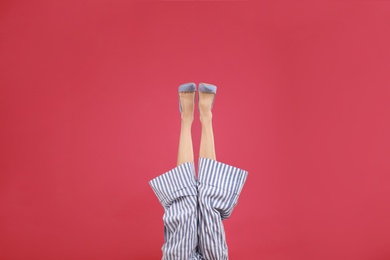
1;1;390;260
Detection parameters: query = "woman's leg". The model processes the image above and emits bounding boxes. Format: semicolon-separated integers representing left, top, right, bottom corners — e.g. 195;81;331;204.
199;90;216;160
197;86;248;260
177;91;195;166
149;89;200;259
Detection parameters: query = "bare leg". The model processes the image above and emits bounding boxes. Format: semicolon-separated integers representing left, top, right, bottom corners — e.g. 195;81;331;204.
197;88;248;259
199;91;216;160
177;91;195;166
149;89;200;259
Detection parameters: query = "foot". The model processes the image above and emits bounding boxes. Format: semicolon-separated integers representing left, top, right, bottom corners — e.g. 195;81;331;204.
179;92;195;122
199;91;214;122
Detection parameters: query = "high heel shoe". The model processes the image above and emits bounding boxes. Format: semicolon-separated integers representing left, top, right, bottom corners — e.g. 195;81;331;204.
199;83;217;109
178;82;196;113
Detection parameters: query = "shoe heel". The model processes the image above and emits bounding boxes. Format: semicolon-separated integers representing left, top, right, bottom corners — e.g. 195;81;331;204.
178;82;196;113
198;83;217;110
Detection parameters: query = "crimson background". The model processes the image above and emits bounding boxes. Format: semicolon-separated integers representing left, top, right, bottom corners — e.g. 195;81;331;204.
1;1;390;260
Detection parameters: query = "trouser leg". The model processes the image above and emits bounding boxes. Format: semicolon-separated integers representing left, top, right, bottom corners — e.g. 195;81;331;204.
197;157;248;260
149;162;199;260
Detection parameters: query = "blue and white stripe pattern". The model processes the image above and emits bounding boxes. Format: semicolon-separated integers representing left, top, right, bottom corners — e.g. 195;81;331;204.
149;158;248;260
197;158;248;260
149;162;199;259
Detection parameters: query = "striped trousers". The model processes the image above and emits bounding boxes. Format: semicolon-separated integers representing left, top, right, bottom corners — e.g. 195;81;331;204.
149;157;248;260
